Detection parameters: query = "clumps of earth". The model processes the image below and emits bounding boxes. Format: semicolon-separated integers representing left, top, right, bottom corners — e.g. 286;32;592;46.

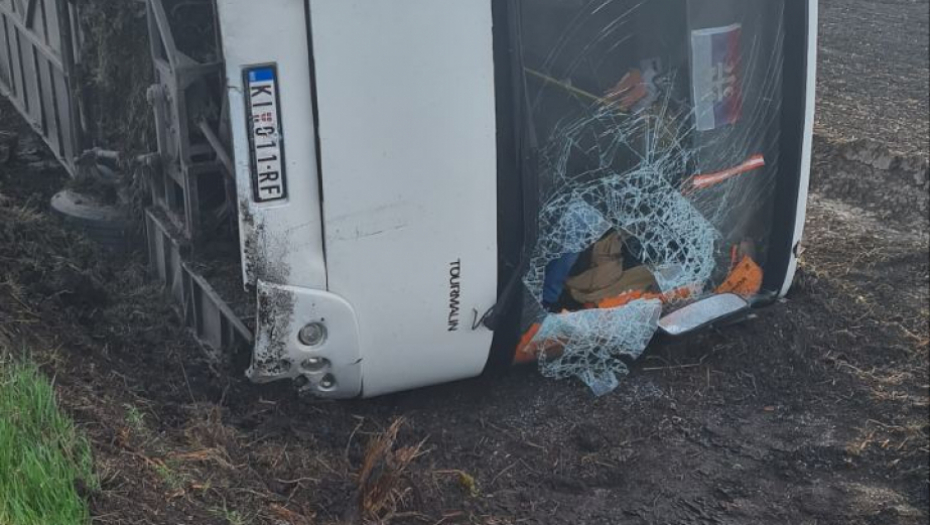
812;136;930;226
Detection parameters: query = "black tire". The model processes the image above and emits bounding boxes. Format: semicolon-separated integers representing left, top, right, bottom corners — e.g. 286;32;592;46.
50;189;132;252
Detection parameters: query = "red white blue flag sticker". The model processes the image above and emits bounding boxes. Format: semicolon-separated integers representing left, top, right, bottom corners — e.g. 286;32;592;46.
690;23;743;132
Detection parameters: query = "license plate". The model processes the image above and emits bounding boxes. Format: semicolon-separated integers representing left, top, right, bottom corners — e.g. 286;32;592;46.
245;66;288;203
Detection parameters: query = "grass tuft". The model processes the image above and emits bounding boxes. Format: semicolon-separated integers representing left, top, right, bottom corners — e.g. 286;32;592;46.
0;357;96;525
357;418;428;521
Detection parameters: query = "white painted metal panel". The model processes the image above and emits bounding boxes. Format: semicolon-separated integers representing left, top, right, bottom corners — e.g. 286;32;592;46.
780;0;818;296
216;0;327;290
309;0;499;396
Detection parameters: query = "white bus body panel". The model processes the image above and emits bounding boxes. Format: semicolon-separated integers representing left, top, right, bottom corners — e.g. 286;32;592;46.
309;0;499;396
216;0;328;291
780;0;819;297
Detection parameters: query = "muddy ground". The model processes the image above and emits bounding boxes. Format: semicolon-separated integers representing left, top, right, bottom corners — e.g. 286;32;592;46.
1;0;928;524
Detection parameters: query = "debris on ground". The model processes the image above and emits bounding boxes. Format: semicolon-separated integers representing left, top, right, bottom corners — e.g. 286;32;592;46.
356;419;427;522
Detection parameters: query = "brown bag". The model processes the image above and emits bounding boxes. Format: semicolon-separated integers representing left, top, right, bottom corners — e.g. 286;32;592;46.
564;234;658;303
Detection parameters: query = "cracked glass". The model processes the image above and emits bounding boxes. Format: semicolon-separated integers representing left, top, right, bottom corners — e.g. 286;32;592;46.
513;0;786;394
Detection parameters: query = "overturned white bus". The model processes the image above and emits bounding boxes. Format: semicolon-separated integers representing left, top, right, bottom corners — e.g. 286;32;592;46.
0;0;817;398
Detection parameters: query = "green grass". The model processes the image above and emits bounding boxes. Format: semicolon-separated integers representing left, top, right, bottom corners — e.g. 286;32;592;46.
0;357;96;525
209;504;247;525
122;403;145;433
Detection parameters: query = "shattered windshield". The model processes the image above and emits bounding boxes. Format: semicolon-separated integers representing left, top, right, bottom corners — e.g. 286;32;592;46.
514;0;787;394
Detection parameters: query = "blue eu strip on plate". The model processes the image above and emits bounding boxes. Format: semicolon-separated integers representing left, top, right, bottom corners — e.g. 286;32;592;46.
249;68;275;83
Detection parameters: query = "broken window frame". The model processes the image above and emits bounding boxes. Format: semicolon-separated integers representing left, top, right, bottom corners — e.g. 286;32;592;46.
484;0;816;393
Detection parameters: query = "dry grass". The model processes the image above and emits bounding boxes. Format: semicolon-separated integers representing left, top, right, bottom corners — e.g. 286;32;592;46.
357;418;428;523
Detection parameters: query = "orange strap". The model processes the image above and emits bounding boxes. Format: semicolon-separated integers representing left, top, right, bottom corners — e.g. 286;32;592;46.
690;154;765;191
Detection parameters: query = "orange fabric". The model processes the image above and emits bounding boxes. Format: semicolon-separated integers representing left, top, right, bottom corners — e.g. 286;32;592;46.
514;322;567;364
515;258;763;365
515;287;692;365
716;255;764;298
597;285;692;309
514;323;542;364
596;289;659;309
